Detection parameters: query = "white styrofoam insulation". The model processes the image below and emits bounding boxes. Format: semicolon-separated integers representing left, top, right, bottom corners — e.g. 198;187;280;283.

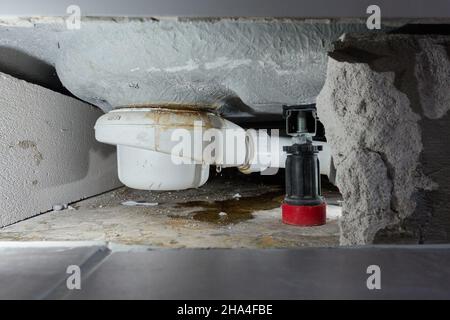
0;71;121;227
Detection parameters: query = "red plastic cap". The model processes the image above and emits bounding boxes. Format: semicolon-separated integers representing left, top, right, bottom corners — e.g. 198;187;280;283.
282;202;326;226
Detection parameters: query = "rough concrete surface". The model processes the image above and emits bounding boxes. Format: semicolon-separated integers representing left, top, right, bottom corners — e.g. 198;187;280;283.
0;171;341;248
317;33;450;245
0;71;121;227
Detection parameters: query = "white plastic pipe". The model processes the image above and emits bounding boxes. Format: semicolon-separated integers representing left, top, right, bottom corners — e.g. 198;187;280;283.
95;108;332;190
239;134;331;176
117;145;209;190
95;108;246;166
95;108;245;190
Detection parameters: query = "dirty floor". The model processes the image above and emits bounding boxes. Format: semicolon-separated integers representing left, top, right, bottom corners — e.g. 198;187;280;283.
0;170;341;248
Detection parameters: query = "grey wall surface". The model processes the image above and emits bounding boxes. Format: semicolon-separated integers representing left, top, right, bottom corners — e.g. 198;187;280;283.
0;72;121;227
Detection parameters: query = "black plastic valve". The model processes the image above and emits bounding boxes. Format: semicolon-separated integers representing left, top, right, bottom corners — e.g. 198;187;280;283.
283;142;324;206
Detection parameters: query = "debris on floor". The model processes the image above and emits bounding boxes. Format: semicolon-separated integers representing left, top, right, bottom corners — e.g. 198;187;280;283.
121;201;159;207
0;170;341;248
52;204;67;211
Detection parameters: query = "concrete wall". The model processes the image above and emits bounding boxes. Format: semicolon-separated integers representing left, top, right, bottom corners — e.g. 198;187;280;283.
0;72;121;227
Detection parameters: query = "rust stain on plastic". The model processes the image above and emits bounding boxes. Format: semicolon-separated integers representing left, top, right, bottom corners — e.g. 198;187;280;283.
148;109;214;128
117;102;218;112
111;103;224;160
127;106;216;130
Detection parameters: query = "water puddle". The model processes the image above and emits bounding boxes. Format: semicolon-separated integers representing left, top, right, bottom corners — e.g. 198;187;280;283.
174;190;284;225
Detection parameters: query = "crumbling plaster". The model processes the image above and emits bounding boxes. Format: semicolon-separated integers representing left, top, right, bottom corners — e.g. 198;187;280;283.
317;33;450;245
